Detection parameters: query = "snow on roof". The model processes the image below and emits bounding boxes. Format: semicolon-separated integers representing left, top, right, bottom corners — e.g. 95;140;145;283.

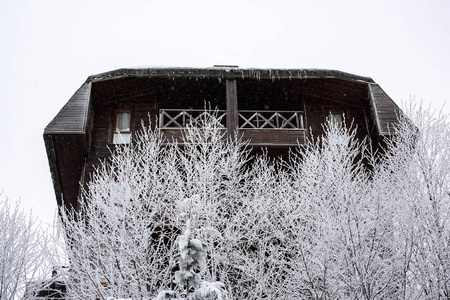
87;67;375;84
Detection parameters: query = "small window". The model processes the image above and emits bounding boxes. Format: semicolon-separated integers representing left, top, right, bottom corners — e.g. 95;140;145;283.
113;111;132;144
329;111;344;129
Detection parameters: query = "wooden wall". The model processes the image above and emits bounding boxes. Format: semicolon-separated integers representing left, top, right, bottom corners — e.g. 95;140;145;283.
52;134;87;210
82;77;372;189
83;98;158;185
303;93;369;142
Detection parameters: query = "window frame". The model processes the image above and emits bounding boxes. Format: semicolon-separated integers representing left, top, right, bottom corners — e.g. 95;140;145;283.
112;109;133;144
326;110;345;129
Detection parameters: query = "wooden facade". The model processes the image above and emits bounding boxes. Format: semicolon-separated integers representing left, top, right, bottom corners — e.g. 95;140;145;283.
44;67;402;210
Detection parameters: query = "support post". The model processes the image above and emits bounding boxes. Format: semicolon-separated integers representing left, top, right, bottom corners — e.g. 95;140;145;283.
226;79;238;137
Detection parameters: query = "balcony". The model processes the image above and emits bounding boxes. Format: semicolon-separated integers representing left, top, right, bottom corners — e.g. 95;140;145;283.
159;109;306;146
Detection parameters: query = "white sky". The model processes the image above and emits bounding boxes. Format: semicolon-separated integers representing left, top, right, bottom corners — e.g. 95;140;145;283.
1;0;449;226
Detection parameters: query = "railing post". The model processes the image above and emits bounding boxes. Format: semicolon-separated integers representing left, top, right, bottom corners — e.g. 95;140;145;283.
226;80;238;137
159;110;164;128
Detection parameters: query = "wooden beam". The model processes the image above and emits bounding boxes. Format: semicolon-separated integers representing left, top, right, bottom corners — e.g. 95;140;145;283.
226;79;238;137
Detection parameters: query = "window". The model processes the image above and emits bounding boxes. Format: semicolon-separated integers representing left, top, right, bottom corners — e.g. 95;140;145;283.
328;111;344;129
327;111;347;145
113;110;132;144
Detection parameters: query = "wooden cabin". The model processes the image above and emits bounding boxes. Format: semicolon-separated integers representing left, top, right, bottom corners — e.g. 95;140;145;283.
44;67;401;210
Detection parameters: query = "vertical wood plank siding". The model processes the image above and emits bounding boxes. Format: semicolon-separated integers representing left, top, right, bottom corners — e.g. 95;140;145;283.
53;135;87;210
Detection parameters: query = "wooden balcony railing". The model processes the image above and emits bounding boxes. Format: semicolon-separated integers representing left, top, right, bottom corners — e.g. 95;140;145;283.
159;109;227;128
159;109;304;130
238;110;304;130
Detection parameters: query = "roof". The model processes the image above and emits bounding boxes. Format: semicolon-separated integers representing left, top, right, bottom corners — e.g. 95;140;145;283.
44;67;401;138
44;67;382;136
44;82;91;134
368;84;402;136
87;67;376;83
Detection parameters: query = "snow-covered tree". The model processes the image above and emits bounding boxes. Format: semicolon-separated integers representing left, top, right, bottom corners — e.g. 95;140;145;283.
156;219;228;300
58;124;180;299
0;197;48;300
56;104;450;299
58;113;248;299
276;120;400;299
377;103;450;299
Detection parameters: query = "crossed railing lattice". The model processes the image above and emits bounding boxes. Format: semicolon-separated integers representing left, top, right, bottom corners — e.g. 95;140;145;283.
238;111;304;129
159;109;227;128
159;109;304;130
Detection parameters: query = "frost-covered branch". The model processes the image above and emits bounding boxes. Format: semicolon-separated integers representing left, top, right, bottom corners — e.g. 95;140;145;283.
0;197;49;300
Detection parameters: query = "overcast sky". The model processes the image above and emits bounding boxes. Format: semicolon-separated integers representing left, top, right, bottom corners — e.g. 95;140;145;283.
1;0;449;226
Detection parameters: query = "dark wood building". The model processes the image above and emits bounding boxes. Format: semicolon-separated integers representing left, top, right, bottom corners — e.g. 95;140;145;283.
44;67;401;210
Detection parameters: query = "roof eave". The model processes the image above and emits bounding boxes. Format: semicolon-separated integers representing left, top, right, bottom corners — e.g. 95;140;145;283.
87;67;375;84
